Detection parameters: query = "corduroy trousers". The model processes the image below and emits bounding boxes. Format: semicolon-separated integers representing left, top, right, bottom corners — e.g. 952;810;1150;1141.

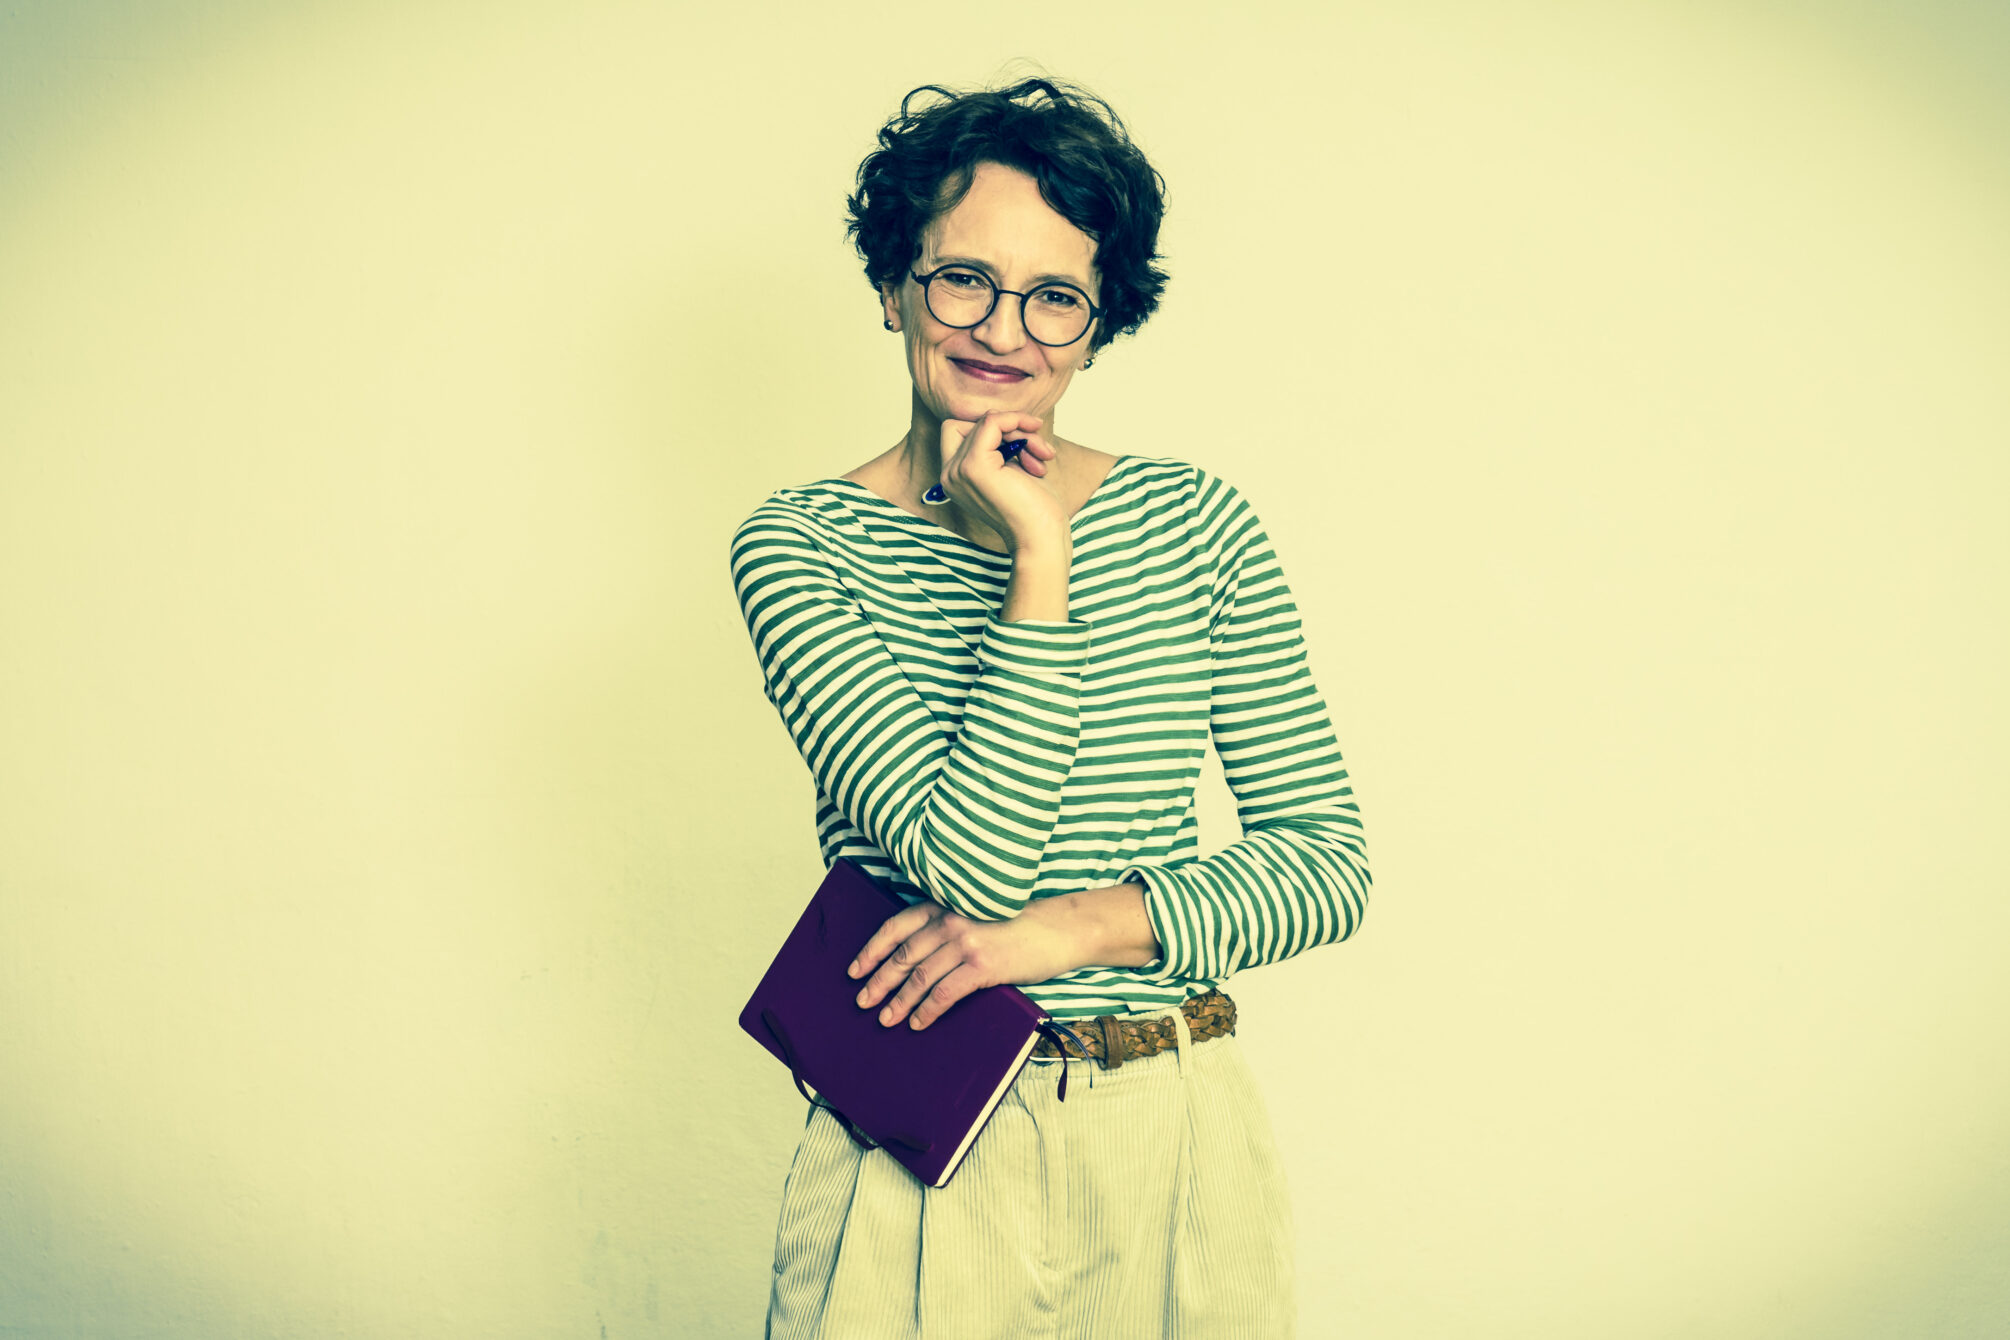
763;1002;1296;1339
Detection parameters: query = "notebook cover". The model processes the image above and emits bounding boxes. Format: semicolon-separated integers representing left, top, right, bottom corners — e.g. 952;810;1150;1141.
739;858;1052;1189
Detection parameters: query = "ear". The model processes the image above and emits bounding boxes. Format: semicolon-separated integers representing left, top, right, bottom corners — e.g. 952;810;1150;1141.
879;283;902;333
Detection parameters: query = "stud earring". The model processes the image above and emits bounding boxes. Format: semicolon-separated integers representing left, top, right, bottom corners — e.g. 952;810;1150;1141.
1082;356;1095;369
884;319;895;331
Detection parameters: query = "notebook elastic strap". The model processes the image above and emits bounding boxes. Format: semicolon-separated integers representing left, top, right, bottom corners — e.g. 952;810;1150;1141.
1034;1018;1096;1101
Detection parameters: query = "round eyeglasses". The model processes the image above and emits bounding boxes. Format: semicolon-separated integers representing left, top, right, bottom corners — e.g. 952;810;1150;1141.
910;265;1103;348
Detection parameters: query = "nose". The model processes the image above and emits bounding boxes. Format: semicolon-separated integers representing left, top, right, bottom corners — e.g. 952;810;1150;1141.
971;289;1031;355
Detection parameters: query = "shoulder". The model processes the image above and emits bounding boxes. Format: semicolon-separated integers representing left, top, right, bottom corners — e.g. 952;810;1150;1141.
727;484;860;592
1107;452;1205;504
1112;454;1261;537
729;480;854;549
1109;452;1246;499
1113;458;1282;597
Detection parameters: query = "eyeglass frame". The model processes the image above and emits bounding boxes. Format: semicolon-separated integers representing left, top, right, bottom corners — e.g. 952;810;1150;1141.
908;264;1105;348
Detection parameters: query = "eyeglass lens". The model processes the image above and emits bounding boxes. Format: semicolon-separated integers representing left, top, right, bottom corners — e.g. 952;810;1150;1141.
923;269;1092;346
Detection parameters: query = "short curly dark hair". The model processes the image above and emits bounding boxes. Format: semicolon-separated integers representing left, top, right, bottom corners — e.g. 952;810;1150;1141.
845;77;1169;355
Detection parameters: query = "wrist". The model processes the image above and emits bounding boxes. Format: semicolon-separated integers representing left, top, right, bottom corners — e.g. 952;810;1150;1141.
1001;547;1072;623
1028;882;1160;971
1005;518;1072;553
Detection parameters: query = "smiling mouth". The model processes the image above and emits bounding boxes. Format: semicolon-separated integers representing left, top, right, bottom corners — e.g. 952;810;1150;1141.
951;359;1030;381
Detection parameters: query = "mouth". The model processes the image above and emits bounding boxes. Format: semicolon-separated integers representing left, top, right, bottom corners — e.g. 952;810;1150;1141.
950;358;1032;383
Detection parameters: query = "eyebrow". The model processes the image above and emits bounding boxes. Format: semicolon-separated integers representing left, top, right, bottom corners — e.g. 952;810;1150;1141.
928;255;1094;293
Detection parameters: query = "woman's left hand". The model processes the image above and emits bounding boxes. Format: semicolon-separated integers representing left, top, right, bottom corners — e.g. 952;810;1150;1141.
847;899;1081;1031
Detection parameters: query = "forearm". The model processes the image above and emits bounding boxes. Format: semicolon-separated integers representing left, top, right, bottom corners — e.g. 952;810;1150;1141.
1022;881;1163;970
1120;809;1370;980
735;515;1096;922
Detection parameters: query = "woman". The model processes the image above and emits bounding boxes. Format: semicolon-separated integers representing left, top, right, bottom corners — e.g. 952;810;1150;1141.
729;76;1370;1339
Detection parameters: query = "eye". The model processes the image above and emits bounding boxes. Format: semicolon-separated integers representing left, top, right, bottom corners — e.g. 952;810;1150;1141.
938;268;990;291
1033;287;1084;310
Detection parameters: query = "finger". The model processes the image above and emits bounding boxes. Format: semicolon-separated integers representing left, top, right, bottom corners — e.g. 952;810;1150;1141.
937;418;976;461
856;919;951;1010
1007;439;1055;478
906;960;989;1031
971;409;1041;446
980;425;1051;474
958;413;1004;460
1006;445;1050;477
849;903;936;985
990;411;1050;445
1002;434;1053;478
977;413;1044;456
877;942;964;1027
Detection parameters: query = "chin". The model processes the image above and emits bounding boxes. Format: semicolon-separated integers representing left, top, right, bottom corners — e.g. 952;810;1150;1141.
932;387;1034;422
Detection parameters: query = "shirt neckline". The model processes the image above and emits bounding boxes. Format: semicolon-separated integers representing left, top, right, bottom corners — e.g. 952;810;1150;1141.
806;454;1138;559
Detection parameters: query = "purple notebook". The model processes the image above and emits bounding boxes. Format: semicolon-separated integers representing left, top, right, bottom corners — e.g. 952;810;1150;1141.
739;858;1087;1188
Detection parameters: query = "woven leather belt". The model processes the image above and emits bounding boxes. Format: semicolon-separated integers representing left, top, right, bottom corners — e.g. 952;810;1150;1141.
1029;989;1236;1070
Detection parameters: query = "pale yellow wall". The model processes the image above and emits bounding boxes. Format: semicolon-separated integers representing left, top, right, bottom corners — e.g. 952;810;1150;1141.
2;2;2006;1336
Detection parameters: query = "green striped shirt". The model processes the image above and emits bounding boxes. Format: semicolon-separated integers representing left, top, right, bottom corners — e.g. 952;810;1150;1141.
728;453;1369;1020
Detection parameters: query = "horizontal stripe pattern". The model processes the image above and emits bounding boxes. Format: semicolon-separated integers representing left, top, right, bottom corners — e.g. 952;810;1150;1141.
728;454;1370;1019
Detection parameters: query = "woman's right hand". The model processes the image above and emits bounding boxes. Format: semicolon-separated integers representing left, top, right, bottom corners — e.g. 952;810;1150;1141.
935;411;1070;553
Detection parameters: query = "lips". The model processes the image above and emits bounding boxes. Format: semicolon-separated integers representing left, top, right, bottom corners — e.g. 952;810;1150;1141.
951;358;1030;381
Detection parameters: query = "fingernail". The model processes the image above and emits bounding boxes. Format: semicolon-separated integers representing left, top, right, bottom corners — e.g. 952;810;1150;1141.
846;961;860;978
856;990;869;1007
909;1016;924;1030
879;1008;893;1025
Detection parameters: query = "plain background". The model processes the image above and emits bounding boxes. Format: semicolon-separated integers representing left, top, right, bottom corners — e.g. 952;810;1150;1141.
2;1;2006;1336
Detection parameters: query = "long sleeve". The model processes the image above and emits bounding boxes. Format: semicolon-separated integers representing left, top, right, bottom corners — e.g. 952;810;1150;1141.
729;501;1094;921
1117;474;1370;982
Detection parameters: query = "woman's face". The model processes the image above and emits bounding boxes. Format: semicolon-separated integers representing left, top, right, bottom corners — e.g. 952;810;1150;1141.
881;160;1100;430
